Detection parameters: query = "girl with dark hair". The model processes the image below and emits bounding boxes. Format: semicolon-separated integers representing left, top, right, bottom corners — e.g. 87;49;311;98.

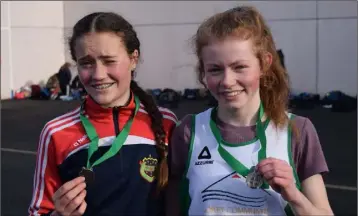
28;12;177;216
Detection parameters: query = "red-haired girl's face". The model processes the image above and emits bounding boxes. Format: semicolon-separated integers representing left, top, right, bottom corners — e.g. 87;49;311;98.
201;38;262;110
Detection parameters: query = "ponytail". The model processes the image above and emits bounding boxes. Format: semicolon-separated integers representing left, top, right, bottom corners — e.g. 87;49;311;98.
130;80;168;190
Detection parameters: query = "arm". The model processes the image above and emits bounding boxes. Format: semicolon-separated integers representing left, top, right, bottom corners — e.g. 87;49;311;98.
289;117;333;215
28;126;62;216
258;117;333;215
165;115;192;216
289;174;333;215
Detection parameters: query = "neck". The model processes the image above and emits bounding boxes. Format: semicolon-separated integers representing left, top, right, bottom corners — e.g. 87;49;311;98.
217;96;261;127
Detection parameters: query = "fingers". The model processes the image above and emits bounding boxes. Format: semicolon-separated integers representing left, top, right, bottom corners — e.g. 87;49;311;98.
258;157;289;168
257;158;293;184
59;182;86;208
53;177;87;215
257;158;291;174
53;177;85;201
261;168;292;181
74;201;87;216
64;189;87;215
268;177;286;185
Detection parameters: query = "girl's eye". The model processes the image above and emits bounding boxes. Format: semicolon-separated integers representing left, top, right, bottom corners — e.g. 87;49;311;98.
79;62;94;68
234;65;247;71
104;60;116;65
208;68;222;74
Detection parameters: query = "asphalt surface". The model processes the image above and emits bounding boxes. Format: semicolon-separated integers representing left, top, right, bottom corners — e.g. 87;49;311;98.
1;99;357;216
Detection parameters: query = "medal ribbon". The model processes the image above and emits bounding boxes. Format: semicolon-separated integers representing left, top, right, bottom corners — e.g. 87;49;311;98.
80;95;140;169
211;102;269;188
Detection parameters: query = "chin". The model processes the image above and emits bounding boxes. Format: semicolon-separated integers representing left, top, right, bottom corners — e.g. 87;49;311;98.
217;95;248;110
222;100;246;110
90;94;114;107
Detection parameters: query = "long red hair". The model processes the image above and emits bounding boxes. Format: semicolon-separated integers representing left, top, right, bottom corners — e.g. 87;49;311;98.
193;6;293;130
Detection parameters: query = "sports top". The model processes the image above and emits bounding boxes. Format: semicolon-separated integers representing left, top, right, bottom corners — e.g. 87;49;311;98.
28;92;177;216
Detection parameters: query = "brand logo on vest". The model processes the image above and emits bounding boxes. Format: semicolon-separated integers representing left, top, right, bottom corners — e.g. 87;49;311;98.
139;155;158;183
195;146;214;166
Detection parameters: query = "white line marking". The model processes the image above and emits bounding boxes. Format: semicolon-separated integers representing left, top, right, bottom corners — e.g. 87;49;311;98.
1;148;37;155
1;148;357;191
325;184;357;191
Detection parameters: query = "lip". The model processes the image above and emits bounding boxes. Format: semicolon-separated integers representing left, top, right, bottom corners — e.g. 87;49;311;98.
91;82;115;86
90;83;115;91
218;89;244;94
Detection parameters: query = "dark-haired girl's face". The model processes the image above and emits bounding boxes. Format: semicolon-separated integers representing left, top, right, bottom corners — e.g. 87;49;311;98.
75;32;138;107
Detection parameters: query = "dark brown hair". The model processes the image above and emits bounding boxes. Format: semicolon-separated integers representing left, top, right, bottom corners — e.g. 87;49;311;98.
69;12;168;189
193;6;294;130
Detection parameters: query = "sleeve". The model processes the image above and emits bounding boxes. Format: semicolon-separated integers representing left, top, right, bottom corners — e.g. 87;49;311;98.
28;125;62;216
167;115;193;177
294;117;329;182
159;108;178;145
165;115;193;216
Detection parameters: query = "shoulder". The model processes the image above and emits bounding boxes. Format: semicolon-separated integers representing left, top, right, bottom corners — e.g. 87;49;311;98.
173;108;213;134
138;104;178;140
172;114;195;139
139;104;177;124
289;114;329;181
289;114;318;138
37;107;83;161
39;107;82;145
168;114;195;176
157;106;178;124
41;107;82;135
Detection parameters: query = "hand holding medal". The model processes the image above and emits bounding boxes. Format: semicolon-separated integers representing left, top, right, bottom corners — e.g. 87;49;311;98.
257;157;298;202
52;176;87;216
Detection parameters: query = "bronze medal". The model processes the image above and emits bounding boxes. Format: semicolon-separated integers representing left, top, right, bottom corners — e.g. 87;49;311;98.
79;167;95;185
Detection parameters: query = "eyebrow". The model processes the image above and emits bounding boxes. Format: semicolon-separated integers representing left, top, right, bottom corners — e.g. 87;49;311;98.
229;60;248;67
78;55;116;61
206;60;248;67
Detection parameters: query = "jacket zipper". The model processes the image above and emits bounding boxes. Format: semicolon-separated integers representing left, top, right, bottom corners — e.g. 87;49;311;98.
113;107;120;136
112;107;123;172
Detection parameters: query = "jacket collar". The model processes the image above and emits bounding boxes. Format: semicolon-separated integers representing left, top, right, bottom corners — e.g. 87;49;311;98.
83;91;136;119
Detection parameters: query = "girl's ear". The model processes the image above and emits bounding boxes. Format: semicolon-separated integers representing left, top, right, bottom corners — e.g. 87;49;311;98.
261;51;273;75
130;50;139;70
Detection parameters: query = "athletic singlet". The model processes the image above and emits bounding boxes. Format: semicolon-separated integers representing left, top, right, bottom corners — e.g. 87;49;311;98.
181;108;301;216
28;92;177;216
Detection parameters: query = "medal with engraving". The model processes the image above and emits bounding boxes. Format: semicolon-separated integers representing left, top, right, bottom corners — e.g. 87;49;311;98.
246;166;264;189
78;95;140;184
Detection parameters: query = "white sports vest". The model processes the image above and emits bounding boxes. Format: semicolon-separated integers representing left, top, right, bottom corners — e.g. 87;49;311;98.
181;108;300;216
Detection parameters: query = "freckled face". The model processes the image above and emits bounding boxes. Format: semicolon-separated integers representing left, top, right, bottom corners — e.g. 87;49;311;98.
74;32;137;107
202;38;261;110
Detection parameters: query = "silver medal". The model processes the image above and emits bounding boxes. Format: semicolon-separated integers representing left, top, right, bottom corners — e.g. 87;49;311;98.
246;166;263;189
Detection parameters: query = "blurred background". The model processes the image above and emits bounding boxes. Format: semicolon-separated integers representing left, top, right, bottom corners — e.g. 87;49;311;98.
1;1;357;99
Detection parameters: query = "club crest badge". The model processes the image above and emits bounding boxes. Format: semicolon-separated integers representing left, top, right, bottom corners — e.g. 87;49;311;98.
139;155;158;183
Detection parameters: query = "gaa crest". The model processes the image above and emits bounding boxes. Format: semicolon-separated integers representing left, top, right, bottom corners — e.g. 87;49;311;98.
139;155;158;183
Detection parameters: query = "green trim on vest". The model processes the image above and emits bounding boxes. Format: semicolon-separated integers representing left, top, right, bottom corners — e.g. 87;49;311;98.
284;204;295;216
284;113;302;215
180;115;196;216
287;114;301;190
